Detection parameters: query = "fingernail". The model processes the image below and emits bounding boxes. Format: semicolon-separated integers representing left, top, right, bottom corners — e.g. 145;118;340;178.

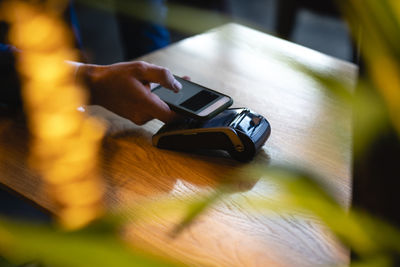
173;80;182;91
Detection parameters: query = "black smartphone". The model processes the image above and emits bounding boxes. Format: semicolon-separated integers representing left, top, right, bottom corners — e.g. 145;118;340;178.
151;76;233;120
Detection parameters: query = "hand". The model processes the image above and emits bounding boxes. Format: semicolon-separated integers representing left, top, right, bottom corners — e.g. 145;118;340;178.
78;61;182;125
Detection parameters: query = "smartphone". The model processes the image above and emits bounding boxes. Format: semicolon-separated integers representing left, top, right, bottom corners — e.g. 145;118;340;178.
151;76;233;120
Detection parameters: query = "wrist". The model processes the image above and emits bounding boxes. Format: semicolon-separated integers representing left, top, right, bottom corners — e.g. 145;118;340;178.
76;63;109;105
65;61;101;88
76;63;94;86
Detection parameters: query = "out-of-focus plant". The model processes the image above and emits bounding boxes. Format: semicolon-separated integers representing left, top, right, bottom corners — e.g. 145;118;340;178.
146;0;400;266
0;0;183;266
1;0;105;230
340;0;400;136
1;0;400;267
0;216;183;267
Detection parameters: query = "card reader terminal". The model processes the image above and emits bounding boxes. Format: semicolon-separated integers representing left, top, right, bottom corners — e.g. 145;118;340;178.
152;108;271;161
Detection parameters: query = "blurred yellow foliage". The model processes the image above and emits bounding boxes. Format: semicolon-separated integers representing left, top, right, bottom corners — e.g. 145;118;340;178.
1;0;105;230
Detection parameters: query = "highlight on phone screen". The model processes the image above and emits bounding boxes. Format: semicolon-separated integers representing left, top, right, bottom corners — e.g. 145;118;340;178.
151;76;232;119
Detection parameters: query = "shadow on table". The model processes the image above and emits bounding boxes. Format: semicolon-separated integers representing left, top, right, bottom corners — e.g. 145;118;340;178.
94;106;271;203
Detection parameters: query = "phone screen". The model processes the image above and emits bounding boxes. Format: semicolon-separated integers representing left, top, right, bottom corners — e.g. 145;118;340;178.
152;77;222;113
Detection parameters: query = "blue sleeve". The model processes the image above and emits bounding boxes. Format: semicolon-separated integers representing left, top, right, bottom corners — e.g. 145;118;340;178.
0;43;14;52
0;43;23;114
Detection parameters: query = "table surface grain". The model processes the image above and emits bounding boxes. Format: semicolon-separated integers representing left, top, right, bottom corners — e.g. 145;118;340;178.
0;23;358;267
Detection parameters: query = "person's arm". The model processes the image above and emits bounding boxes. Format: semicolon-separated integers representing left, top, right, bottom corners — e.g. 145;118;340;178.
73;60;182;125
2;49;180;124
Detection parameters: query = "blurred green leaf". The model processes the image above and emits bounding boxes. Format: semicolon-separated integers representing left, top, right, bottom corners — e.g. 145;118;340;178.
2;1;400;267
339;0;400;136
0;256;16;267
228;165;400;264
352;81;389;157
0;217;184;267
300;64;389;157
168;162;400;264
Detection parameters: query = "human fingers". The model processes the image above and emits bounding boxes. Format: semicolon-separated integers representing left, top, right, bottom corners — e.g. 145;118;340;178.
145;91;177;123
132;61;182;93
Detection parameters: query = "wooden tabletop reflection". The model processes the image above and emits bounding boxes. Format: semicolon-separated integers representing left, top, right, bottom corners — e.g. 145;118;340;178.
0;23;357;266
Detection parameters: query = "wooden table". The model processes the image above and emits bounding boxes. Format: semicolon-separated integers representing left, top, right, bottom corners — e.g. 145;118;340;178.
0;23;357;266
